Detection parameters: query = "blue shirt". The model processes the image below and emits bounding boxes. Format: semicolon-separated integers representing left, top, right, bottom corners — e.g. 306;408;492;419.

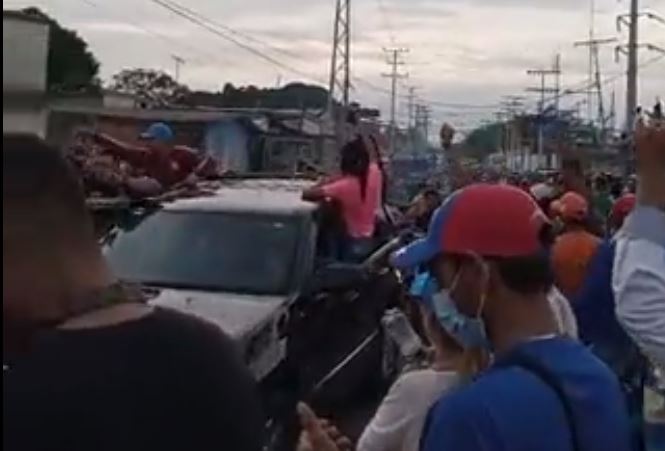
573;240;641;376
421;337;631;451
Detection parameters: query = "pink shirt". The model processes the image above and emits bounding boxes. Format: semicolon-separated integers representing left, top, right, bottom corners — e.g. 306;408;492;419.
322;163;382;238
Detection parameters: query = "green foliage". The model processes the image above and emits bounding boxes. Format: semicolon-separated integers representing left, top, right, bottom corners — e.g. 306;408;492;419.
184;82;329;109
21;7;100;92
110;68;189;108
464;122;503;155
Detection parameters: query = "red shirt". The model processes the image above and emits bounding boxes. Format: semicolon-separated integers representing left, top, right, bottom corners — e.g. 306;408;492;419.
105;144;200;187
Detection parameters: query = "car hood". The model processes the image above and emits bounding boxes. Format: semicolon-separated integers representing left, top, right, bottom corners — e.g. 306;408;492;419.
149;289;287;339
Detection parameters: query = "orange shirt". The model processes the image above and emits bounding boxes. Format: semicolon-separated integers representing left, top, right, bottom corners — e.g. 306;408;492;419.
551;230;601;299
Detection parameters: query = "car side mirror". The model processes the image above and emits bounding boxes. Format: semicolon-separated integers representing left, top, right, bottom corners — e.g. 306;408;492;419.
308;262;368;292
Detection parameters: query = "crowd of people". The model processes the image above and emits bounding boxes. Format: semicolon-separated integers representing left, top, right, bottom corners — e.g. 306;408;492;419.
296;116;665;451
3;109;664;451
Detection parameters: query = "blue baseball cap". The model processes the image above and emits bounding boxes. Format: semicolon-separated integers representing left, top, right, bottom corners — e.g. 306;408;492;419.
392;184;549;270
140;122;174;143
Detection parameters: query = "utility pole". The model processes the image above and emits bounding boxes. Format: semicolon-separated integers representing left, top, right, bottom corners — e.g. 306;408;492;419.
422;105;431;142
413;104;431;145
327;0;351;112
625;0;639;132
574;36;617;127
616;3;665;130
382;47;408;153
554;54;562;115
500;95;525;154
172;55;185;82
616;2;665;175
406;86;418;129
414;104;423;137
526;63;560;167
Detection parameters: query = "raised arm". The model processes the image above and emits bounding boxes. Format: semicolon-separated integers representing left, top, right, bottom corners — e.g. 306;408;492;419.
93;133;149;166
613;119;665;366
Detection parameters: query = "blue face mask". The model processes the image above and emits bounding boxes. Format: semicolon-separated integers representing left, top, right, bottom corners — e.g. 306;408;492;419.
431;274;490;350
409;271;438;308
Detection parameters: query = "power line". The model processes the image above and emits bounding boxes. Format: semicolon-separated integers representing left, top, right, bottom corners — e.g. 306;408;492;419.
79;0;228;67
154;0;306;62
526;59;561;158
148;0;327;84
533;53;664;110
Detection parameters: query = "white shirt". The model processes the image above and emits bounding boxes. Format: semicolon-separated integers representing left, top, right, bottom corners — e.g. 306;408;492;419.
613;206;665;367
357;369;459;451
547;287;578;339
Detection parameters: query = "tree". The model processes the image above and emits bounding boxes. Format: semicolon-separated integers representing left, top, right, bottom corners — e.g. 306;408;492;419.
183;82;329;110
21;7;100;92
110;69;189;108
464;122;503;156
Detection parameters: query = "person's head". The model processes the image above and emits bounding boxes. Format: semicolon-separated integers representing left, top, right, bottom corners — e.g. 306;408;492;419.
609;193;636;232
408;272;487;377
3;134;112;335
557;191;589;230
139;122;174;153
594;175;608;193
392;184;554;353
610;178;623;199
529;182;555;214
626;176;637;194
422;189;442;211
340;137;370;199
561;158;584;191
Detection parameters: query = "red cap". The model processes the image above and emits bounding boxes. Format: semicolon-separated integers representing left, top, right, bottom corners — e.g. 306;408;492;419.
391;184;550;268
611;194;637;224
441;184;549;257
558;191;588;222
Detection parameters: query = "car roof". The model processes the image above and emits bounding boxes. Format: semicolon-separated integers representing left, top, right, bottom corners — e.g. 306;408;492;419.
163;177;319;216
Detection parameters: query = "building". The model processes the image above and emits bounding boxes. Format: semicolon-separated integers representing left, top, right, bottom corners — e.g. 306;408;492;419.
3;10;50;137
48;105;336;173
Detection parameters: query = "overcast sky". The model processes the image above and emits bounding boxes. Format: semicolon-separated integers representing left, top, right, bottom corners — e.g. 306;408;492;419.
6;0;664;132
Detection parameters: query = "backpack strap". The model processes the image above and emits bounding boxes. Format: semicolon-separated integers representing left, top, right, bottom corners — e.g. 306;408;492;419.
495;350;582;451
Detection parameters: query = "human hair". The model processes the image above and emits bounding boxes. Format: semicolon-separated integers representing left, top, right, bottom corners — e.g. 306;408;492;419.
594;176;608;190
368;134;388;195
422;188;441;201
610;179;623;199
340;137;370;200
3;134;94;249
422;308;488;379
490;253;554;296
488;224;555;296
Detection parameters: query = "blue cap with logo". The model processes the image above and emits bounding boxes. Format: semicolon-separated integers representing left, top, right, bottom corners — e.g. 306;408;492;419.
140;122;174;143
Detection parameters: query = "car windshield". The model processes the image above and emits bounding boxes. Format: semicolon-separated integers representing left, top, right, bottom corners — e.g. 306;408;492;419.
105;210;301;295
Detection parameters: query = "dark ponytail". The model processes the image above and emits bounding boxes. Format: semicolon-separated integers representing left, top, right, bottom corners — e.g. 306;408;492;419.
340;138;370;201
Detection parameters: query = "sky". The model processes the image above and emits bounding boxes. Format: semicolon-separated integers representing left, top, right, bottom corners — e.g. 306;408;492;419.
6;0;664;134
